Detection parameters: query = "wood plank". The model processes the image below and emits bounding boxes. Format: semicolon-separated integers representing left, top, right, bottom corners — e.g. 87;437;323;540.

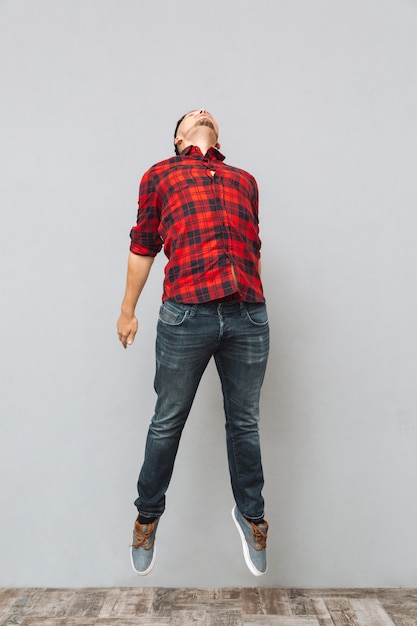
301;589;379;599
152;587;243;616
241;588;293;616
98;587;155;618
96;620;171;626
0;588;47;625
214;589;243;601
377;589;417;625
288;592;318;617
67;589;108;617
0;588;28;619
258;589;293;616
19;617;97;626
241;588;267;615
19;588;105;618
34;589;80;617
308;598;334;626
322;597;362;626
152;588;216;616
350;598;396;626
242;617;320;625
169;610;207;625
20;615;168;626
206;610;242;626
96;620;170;626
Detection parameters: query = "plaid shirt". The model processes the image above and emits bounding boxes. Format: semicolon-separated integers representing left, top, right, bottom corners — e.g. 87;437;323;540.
130;145;265;304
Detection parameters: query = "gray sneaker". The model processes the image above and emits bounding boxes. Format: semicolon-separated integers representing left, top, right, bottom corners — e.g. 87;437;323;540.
130;516;159;576
232;505;268;576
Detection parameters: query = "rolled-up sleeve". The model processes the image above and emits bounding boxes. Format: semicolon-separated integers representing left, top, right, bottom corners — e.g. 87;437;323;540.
129;170;163;257
250;177;261;259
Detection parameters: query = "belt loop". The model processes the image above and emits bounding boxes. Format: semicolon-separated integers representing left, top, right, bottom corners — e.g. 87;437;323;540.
189;304;198;319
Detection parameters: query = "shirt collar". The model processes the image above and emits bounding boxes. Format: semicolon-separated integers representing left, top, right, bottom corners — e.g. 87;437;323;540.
181;145;226;161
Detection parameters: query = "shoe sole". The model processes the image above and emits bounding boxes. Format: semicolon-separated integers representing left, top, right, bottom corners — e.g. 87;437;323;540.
231;506;267;577
130;544;157;576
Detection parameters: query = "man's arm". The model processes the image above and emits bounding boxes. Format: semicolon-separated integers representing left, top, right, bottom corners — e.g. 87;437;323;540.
117;252;154;348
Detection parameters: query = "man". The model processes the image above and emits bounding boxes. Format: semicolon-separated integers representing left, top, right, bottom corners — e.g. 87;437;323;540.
117;109;269;577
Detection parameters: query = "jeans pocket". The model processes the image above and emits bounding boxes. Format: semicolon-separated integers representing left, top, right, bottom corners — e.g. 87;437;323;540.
158;301;188;326
245;303;269;326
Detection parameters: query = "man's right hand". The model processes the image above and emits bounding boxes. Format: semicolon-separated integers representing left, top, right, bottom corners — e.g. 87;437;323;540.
117;312;138;348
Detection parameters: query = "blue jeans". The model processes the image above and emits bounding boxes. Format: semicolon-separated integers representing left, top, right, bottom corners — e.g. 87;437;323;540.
135;299;269;522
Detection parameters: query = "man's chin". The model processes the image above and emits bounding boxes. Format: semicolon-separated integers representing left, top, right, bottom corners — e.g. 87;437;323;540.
197;119;215;131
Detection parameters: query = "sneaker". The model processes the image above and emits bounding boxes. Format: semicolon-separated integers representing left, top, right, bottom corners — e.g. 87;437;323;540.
130;516;159;576
232;505;268;576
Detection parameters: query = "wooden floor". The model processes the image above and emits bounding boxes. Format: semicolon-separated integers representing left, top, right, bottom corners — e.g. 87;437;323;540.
1;588;417;626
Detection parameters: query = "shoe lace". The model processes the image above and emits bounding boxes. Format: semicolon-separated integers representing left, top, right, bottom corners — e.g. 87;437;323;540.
132;521;155;550
248;520;268;551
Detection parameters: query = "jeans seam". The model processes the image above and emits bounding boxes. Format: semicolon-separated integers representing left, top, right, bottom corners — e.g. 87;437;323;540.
215;356;247;514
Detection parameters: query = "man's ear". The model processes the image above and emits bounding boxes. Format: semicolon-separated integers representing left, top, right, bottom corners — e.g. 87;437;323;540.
215;141;221;150
174;137;182;150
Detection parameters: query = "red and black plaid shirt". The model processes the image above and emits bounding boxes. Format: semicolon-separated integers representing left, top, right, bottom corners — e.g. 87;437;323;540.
130;145;265;304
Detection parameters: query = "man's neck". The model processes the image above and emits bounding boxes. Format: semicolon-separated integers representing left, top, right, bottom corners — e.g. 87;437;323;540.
181;126;217;157
182;140;216;156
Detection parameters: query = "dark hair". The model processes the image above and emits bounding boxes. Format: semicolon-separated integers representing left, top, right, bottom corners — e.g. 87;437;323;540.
174;113;187;155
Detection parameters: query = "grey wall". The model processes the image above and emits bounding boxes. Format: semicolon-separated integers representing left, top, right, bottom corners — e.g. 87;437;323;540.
1;0;417;587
